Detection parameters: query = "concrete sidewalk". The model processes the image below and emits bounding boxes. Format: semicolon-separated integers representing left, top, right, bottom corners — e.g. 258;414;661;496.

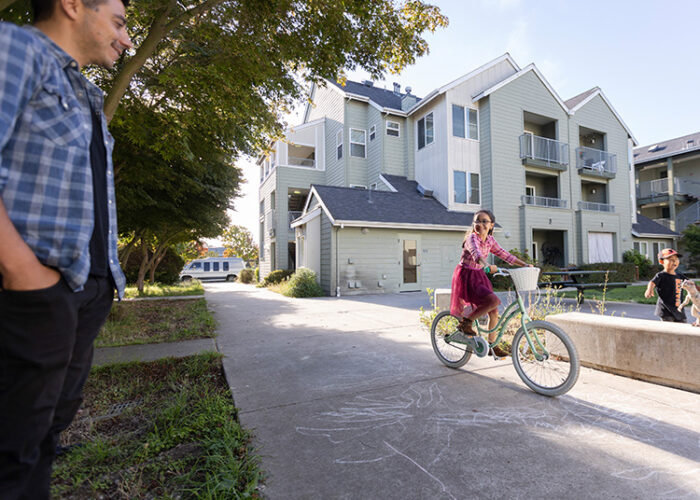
206;282;700;499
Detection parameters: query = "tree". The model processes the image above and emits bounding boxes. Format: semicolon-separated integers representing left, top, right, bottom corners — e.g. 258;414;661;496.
681;224;700;272
221;225;259;263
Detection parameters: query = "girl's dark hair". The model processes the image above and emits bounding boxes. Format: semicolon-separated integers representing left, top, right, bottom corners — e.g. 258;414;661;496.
32;0;130;22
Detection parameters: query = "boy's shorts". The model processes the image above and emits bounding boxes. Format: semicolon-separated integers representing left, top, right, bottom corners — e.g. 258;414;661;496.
659;314;686;323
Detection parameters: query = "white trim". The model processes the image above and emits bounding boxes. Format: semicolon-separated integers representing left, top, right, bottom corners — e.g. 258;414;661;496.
336;129;343;160
332;220;473;231
300;186;337;226
417;111;434;150
407;53;520;115
631;231;679;239
349;128;367;158
472;64;571;115
290;206;322;228
369;124;376;141
287;116;326;133
379;174;398;192
569;88;638;146
525;185;536;197
451;104;479;141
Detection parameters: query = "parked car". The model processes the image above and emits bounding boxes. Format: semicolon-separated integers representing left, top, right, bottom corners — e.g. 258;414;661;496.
179;257;247;282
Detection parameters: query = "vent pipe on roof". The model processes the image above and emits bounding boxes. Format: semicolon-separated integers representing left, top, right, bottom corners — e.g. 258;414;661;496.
362;80;374;87
393;82;401;95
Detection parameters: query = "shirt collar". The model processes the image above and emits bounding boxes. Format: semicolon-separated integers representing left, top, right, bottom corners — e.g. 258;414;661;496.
24;25;80;70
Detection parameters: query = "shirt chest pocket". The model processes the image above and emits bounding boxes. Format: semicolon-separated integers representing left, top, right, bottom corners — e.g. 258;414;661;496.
29;82;89;148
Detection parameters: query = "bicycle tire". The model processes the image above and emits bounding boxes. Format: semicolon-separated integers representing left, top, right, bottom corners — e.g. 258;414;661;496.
511;320;579;397
430;311;472;368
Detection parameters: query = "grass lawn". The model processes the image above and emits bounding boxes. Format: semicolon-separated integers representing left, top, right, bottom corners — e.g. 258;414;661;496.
123;281;204;299
52;353;262;499
97;298;215;347
555;281;700;304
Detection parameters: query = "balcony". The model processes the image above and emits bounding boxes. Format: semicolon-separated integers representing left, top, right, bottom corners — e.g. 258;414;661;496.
652;218;673;230
578;201;615;213
519;134;569;171
576;147;617;178
636;178;686;206
287;156;315;168
288;211;302;229
521;195;568;208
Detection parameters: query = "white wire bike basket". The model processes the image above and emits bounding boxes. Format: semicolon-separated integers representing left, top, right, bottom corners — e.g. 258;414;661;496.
507;267;541;292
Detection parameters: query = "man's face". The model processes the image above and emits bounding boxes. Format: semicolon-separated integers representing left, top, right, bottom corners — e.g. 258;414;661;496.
662;255;679;272
77;0;132;68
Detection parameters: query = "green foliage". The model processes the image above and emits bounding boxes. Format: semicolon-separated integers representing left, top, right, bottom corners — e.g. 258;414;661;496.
623;249;658;280
238;268;255;284
254;267;260;282
575;262;637;283
123;280;204;299
221;225;259;263
281;268;324;298
263;269;294;286
682;224;700;272
122;245;184;285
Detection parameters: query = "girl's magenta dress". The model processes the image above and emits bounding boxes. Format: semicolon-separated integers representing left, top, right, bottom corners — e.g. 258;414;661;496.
450;232;518;318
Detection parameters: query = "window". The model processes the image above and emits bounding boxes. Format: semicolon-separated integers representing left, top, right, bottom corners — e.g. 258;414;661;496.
189;262;202;270
223;262;229;271
369;125;376;141
452;105;478;140
336;130;343;160
203;262;211;272
453;171;466;203
453;171;480;204
469;173;480;204
525;185;536;197
270;191;275;210
213;262;220;272
417;112;434;150
350;129;366;158
259;199;264;216
386;121;400;137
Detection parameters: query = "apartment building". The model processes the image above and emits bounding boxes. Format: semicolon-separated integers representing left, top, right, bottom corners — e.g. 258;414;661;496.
258;54;638;295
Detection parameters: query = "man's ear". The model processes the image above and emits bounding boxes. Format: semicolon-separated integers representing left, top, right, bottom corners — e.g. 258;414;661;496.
58;0;83;21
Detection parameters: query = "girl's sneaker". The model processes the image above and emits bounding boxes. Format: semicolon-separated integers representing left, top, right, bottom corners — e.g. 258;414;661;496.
490;345;510;358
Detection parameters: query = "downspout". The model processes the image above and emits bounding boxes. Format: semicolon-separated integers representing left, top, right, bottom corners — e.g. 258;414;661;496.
336;224;342;297
567;114;575;265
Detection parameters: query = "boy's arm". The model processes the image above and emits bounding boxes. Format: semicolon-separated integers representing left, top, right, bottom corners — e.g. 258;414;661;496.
644;281;656;298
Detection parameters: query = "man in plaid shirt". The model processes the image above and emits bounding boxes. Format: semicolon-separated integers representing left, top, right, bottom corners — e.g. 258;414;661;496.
0;0;132;496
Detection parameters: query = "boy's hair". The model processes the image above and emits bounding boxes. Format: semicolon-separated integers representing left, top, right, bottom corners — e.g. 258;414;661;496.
32;0;130;22
465;209;496;241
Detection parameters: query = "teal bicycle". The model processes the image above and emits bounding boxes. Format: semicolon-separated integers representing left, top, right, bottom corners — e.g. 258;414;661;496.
430;267;579;397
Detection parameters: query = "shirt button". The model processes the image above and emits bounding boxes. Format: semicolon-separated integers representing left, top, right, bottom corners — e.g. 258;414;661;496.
70;61;77;68
108;199;113;204
110;259;114;264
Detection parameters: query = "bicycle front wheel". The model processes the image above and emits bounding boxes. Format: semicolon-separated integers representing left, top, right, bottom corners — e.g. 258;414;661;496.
512;320;579;397
430;311;472;368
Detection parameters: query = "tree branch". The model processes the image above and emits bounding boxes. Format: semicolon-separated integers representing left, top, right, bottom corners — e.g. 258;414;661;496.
0;0;19;12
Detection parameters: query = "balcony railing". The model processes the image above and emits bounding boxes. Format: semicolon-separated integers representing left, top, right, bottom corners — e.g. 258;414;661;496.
578;201;615;212
519;134;569;166
636;178;683;198
576;147;617;176
652;218;673;230
287;156;315;168
288;211;302;227
677;201;700;232
521;195;568;208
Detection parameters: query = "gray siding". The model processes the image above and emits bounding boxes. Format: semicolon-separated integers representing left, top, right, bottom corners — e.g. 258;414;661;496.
479;97;493;211
382;116;407;177
367;106;383;187
309;84;345;187
345;100;368;187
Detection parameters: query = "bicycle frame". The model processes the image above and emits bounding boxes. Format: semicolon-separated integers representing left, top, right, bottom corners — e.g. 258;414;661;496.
473;290;547;361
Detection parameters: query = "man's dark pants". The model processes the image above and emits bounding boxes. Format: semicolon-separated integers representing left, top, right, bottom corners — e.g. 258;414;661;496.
0;275;113;499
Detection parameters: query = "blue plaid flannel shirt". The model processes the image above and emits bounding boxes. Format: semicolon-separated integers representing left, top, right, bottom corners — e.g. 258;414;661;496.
0;23;126;298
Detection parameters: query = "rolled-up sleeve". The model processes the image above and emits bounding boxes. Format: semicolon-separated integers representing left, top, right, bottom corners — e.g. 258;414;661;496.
489;236;518;264
0;24;39;192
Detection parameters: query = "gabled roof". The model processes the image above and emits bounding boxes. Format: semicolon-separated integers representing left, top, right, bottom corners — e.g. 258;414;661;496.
633;130;700;165
293;175;476;230
564;87;599;109
632;214;679;238
328;80;418;111
565;87;638;145
472;64;571;115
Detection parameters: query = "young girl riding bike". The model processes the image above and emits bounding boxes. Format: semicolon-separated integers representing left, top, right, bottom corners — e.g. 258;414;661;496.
449;210;531;357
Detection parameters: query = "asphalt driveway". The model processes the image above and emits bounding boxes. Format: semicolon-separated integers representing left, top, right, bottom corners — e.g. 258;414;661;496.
206;283;700;499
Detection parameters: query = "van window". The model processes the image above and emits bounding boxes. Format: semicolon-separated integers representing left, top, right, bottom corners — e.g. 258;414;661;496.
203;262;210;272
213;262;220;271
189;262;201;270
223;262;229;271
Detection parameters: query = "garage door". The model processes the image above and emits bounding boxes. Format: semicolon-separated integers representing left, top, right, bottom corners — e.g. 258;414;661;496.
588;232;613;263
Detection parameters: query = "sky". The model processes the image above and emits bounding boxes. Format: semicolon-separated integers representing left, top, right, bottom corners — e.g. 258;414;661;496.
215;0;700;246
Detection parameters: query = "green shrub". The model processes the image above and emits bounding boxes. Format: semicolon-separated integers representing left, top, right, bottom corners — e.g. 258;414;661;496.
623;249;657;280
238;268;254;283
263;269;294;286
254;266;260;282
282;268;324;297
575;262;637;283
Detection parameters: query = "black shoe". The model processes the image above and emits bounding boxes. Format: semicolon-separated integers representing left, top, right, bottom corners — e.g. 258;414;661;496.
55;443;83;457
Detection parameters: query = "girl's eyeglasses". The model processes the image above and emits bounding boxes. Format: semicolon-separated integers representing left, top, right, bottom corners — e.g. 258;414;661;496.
474;219;492;224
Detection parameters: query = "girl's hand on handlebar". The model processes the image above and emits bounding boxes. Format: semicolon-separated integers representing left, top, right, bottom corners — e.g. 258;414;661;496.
487;265;498;274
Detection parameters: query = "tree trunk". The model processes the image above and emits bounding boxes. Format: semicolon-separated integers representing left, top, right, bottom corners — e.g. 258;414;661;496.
119;232;140;269
136;237;150;293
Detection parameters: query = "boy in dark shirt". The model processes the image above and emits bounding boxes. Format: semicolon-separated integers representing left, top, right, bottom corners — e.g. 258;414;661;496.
645;249;689;322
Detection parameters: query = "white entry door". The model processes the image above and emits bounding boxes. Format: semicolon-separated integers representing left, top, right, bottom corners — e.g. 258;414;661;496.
588;232;613;263
399;234;421;292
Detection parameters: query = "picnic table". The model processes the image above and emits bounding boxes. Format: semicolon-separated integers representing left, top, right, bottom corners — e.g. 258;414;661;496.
538;270;630;305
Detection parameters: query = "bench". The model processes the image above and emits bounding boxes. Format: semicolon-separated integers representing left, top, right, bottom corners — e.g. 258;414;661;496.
539;269;630;305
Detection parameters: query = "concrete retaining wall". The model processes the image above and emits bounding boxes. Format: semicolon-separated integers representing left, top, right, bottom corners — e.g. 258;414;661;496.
547;312;700;393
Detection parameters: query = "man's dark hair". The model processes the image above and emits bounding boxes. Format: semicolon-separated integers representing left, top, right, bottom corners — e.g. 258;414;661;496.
32;0;130;22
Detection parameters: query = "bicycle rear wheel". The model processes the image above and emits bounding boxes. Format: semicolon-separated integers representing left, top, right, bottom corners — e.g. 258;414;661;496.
430;311;472;368
511;320;579;397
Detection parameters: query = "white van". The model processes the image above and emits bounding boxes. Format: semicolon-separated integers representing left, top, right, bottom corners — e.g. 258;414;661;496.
179;257;247;282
